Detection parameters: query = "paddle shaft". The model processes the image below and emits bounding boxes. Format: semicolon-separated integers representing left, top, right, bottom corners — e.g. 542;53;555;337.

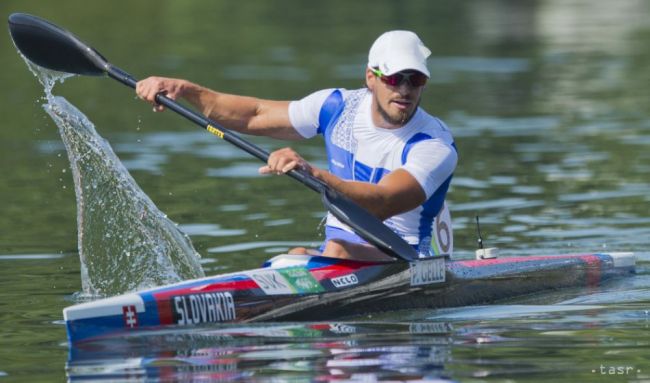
106;66;325;194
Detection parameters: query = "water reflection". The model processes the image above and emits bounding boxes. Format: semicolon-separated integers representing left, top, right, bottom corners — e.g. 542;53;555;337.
65;296;650;382
66;322;456;382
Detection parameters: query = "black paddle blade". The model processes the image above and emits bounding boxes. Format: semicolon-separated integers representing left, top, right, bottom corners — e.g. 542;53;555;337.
322;189;419;261
8;13;107;76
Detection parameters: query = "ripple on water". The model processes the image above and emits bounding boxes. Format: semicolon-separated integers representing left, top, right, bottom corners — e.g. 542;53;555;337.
0;253;65;260
207;241;317;254
217;204;248;212
448;113;560;137
453;197;545;212
560;288;650;305
242;212;270;220
510;185;544;194
264;218;294;227
427;305;605;321
558;186;649;202
178;223;246;237
206;162;261;178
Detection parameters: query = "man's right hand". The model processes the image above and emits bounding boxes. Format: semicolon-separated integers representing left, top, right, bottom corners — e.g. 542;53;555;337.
259;147;314;175
136;76;188;112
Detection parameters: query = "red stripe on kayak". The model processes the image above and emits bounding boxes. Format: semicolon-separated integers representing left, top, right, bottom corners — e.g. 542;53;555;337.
456;254;598;268
309;323;332;331
186;280;259;293
158;298;173;325
582;255;602;287
152;279;259;301
309;261;383;281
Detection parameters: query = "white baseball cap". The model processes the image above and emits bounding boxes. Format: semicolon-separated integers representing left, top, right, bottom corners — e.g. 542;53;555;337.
368;30;431;77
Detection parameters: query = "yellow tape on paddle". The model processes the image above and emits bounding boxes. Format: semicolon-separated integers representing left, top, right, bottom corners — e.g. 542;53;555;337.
207;124;224;139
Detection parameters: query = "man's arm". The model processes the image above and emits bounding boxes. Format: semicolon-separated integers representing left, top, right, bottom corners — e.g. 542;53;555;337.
318;168;427;220
260;147;427;220
135;76;304;140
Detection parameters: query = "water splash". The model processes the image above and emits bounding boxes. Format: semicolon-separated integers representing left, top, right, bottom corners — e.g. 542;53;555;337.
24;59;204;297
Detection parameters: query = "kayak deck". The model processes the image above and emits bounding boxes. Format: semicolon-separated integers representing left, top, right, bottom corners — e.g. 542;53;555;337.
63;252;635;344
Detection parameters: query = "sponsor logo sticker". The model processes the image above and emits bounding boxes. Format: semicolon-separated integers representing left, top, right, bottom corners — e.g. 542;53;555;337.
331;274;359;288
122;305;139;328
172;292;236;325
247;270;294;295
410;257;446;286
330;323;358;333
277;267;324;293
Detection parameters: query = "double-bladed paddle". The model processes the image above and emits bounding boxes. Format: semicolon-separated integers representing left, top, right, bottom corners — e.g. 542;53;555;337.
8;12;419;261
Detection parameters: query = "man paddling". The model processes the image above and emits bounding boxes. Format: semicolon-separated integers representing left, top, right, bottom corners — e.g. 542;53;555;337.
136;30;457;262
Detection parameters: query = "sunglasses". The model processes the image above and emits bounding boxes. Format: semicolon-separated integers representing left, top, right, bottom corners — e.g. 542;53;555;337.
371;68;428;87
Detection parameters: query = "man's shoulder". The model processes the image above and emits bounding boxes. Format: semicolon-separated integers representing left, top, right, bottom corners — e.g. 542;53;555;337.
412;109;453;140
295;87;364;109
322;87;368;102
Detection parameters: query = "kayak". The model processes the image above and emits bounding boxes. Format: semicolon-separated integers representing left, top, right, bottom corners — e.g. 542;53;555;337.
64;251;635;344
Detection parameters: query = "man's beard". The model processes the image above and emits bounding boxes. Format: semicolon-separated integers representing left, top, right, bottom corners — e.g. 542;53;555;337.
376;98;419;126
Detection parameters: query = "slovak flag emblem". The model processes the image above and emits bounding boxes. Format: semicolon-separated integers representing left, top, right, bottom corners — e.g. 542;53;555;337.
122;305;139;328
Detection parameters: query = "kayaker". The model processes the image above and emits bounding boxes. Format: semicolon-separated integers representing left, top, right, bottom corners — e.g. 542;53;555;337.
136;30;457;262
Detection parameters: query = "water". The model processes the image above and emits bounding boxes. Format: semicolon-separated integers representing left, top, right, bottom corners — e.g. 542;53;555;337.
44;95;204;296
26;62;204;297
2;0;650;381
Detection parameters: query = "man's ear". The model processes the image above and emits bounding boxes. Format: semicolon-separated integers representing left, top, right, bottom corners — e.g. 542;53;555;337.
365;68;375;91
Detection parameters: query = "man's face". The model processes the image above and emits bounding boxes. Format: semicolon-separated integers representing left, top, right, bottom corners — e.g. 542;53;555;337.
366;68;425;128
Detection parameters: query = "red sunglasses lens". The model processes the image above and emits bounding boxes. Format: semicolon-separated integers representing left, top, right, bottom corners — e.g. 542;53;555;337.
409;73;427;86
382;73;402;86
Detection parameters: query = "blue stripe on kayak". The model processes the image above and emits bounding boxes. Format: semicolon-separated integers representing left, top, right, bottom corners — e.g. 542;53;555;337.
66;315;128;344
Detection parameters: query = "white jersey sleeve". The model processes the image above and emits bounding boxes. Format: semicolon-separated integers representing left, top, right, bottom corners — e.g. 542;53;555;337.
288;88;338;139
401;140;457;199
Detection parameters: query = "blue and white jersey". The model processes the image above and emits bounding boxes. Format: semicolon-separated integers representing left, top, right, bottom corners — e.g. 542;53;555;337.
289;88;457;256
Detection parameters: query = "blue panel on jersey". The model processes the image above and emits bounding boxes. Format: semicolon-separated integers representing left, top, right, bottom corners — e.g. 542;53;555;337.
371;167;390;183
418;175;453;241
401;132;433;165
318;89;344;136
327;144;354;179
354;161;372;182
